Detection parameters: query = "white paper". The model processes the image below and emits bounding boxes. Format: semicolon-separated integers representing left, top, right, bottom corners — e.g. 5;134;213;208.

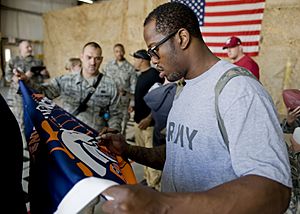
55;177;118;214
293;127;300;144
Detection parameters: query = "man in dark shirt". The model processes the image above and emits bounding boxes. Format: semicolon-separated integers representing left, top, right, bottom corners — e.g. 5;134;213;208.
129;49;164;190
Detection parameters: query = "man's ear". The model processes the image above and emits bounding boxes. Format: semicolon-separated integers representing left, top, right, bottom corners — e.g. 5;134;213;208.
238;46;243;53
177;28;190;50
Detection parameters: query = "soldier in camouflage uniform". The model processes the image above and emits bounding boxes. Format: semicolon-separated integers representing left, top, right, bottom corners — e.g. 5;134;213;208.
14;42;122;214
281;107;300;213
102;43;137;136
5;40;49;147
14;41;122;133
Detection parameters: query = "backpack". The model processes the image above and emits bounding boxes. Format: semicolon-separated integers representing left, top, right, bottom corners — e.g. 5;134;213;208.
215;66;299;214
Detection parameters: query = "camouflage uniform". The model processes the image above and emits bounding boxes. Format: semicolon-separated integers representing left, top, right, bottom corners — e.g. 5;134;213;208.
281;118;300;214
5;55;46;146
285;147;300;214
103;59;137;135
282;118;300;134
281;119;300;213
30;72;122;132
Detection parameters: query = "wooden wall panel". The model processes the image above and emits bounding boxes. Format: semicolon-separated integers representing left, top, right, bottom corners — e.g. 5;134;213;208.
43;0;166;78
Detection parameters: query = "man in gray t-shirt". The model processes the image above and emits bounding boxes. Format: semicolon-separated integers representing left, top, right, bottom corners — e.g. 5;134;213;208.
99;2;292;214
162;59;290;193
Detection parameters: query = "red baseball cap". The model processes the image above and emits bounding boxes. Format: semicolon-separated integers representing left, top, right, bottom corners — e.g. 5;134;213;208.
222;36;242;49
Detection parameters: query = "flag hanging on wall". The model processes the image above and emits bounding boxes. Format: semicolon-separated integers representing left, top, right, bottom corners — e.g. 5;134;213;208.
19;80;136;214
171;0;266;57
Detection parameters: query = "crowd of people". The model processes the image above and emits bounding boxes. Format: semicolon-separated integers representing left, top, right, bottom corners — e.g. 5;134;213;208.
1;1;299;214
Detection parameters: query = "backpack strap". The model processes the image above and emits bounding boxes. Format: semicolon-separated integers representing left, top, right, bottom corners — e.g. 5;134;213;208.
175;79;186;99
215;66;258;150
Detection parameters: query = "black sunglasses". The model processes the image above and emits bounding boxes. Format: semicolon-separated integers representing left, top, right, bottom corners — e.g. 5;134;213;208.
147;30;178;60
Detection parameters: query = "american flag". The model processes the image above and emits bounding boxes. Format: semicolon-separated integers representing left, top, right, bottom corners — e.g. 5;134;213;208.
171;0;266;57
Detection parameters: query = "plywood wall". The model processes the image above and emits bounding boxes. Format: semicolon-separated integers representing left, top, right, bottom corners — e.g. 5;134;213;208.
256;0;300;114
43;0;300;115
43;0;166;77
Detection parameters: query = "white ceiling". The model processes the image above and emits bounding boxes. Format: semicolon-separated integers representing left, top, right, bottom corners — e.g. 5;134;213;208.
0;0;78;40
0;0;109;40
1;0;78;14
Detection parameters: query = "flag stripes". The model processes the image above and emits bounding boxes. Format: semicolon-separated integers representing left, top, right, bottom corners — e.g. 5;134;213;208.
171;0;265;57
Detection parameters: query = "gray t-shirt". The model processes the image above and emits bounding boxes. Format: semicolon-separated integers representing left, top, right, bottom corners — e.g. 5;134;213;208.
162;60;292;192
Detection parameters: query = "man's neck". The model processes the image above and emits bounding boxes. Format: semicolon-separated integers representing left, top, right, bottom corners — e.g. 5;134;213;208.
139;66;151;73
117;60;125;66
185;42;220;80
82;70;99;79
20;54;32;58
116;58;125;62
232;53;245;63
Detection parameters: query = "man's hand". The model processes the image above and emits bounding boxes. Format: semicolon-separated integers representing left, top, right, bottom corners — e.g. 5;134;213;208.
287;106;300;126
138;115;152;130
290;136;300;153
40;68;50;77
118;88;127;96
97;132;128;156
99;127;119;136
102;184;169;214
128;105;134;113
25;70;34;78
12;68;29;83
101;176;290;214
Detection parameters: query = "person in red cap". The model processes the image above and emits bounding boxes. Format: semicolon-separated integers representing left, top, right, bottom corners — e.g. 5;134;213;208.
223;36;260;80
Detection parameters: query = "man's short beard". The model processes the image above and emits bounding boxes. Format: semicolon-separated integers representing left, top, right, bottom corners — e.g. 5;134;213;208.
167;45;185;82
167;70;185;82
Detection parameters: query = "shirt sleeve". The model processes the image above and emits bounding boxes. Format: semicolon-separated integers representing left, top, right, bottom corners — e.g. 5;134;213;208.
107;81;122;131
220;78;292;188
29;76;62;99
